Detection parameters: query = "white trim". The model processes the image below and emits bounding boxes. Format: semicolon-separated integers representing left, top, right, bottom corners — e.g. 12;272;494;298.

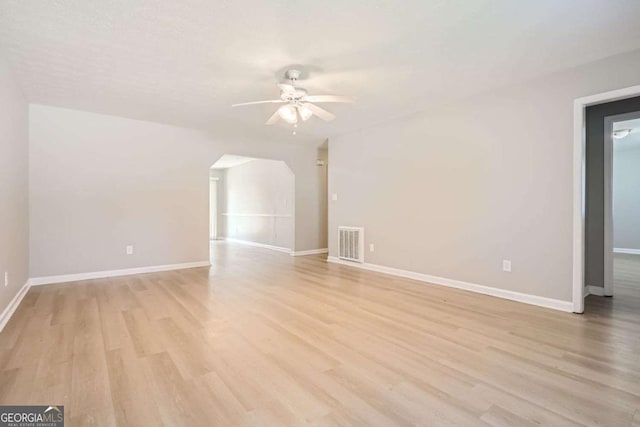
572;98;586;313
604;115;614;297
614;247;640;255
586;285;605;296
29;261;211;286
327;256;573;313
224;237;291;254
0;281;31;333
290;248;328;257
572;84;640;313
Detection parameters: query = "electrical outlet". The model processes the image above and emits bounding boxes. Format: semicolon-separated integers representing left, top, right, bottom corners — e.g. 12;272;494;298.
126;245;134;255
502;260;512;272
332;193;338;201
4;272;8;287
369;243;375;252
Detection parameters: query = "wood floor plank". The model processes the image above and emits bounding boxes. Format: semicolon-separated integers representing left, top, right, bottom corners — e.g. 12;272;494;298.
0;243;639;425
105;347;164;427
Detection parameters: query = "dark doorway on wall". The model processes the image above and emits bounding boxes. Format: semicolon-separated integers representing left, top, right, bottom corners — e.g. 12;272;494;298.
585;96;640;313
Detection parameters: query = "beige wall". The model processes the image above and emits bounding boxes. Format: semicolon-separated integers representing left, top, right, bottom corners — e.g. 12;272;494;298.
29;105;327;277
221;159;294;249
329;48;640;303
317;147;328;251
0;55;29;315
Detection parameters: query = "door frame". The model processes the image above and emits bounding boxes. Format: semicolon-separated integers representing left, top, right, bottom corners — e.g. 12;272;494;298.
572;84;640;313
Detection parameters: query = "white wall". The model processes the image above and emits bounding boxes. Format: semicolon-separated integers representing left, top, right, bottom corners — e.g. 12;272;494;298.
209;169;225;240
0;55;29;315
614;145;640;250
29;105;327;278
329;48;640;303
221;159;294;249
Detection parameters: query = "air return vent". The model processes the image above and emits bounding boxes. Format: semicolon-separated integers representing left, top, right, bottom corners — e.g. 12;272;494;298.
338;226;365;263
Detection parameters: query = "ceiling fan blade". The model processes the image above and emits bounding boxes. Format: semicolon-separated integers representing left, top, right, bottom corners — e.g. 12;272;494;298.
305;103;336;121
232;100;284;107
278;83;296;93
304;95;354;103
265;110;280;125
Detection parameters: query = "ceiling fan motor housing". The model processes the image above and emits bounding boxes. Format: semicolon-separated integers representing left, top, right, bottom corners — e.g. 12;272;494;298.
280;87;308;101
280;69;307;101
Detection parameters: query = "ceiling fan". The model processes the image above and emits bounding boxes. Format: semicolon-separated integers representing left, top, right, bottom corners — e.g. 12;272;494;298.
232;69;353;126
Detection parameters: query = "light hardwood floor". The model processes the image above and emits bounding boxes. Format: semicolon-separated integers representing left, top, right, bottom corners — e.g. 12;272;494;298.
1;243;640;426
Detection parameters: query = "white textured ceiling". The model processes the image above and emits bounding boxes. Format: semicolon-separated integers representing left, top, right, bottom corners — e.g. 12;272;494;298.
2;0;640;143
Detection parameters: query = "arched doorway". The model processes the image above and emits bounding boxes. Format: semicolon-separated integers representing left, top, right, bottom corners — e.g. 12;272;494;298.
209;154;295;259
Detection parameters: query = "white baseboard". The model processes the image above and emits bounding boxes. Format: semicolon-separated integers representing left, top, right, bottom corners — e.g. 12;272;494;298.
0;281;31;333
223;238;326;257
290;248;328;257
327;256;573;313
29;261;211;286
224;237;292;254
613;247;640;255
585;285;605;296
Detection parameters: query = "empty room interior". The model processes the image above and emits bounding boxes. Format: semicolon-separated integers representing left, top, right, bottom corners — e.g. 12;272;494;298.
2;1;640;426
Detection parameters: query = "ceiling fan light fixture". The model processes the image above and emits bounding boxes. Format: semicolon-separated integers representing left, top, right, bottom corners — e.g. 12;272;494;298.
233;68;351;127
298;104;313;121
278;104;298;124
613;129;632;139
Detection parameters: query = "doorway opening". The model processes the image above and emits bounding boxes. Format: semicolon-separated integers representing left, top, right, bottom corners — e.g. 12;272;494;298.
604;113;640;298
209;154;295;260
577;92;640;313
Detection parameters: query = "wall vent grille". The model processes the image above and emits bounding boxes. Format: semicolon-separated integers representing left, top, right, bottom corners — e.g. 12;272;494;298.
338;226;365;263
